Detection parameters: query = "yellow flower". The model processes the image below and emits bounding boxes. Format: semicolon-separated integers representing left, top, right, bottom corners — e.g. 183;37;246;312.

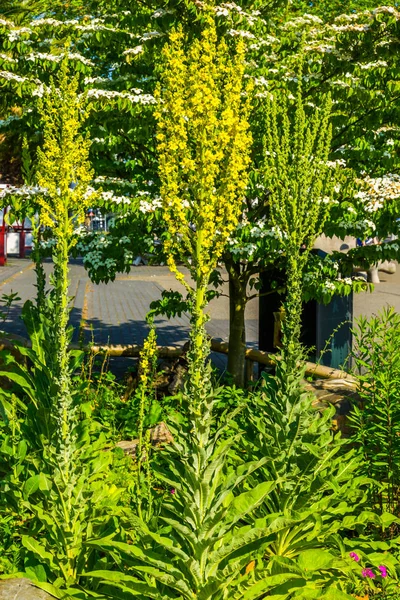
36;59;97;239
155;17;252;293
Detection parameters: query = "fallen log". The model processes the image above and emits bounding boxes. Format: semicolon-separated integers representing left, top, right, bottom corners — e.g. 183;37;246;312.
0;334;357;386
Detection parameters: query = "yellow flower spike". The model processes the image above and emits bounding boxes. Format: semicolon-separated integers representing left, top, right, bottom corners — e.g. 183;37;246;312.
36;59;99;238
155;16;252;406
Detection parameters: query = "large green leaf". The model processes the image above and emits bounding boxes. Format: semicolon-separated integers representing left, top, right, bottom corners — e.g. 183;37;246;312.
297;549;334;573
230;481;276;523
23;474;40;497
22;536;56;569
82;571;159;597
242;573;300;599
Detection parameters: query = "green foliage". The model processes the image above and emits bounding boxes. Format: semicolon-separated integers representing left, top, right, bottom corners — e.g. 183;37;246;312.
84;357;400;599
349;307;400;532
0;290;20;323
87;385;278;600
0;302;133;594
0;512;21;575
0;59;133;597
1;3;400;598
243;362;372;551
263;66;337;371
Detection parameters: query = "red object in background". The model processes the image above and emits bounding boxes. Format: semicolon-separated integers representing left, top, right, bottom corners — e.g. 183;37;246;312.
0;207;7;266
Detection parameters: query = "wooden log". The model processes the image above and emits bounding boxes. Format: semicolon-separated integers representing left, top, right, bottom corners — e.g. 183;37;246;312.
0;335;357;387
76;343;184;359
210;339;357;385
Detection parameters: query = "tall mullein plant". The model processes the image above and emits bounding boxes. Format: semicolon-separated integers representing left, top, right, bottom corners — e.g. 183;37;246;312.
263;76;337;374
154;17;252;407
88;23;280;600
36;60;94;489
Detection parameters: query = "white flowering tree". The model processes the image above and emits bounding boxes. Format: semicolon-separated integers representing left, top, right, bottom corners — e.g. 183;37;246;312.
214;3;400;385
1;0;400;387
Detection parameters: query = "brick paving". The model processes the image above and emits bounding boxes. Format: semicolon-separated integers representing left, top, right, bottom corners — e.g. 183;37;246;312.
0;259;258;372
1;257;400;374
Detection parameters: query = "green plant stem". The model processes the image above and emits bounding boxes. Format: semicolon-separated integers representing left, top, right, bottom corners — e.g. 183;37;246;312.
51;206;78;582
282;252;304;373
52;209;74;456
32;220;47;313
188;228;210;410
136;383;146;521
227;271;247;388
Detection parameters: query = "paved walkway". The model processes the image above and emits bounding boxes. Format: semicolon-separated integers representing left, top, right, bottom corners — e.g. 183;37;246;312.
1;258;400;373
0;259;258;372
352;267;400;321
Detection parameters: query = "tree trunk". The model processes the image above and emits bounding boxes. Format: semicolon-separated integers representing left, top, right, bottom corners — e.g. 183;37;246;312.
227;273;247;388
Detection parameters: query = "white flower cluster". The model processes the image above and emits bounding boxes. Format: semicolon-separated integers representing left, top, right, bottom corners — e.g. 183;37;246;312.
140;31;163;41
230;242;258;257
0;53;18;64
359;60;388;70
82;187;98;200
8;27;32;42
284;14;323;29
91;234;112;248
67;52;94;66
228;29;255;39
99;191;132;205
323;280;336;292
254;76;269;87
0;185;47;200
26;52;61;62
32;83;51;98
0;71;27;83
305;43;335;54
326;159;347;168
216;2;245;16
373;6;400;16
338;218;377;232
86;88;156;105
215;2;263;25
84;76;108;85
374;125;400;135
334;13;365;23
77;232;133;272
227;220;286;257
139;194;162;213
151;8;174;18
75;22;115;34
322;276;362;295
123;46;143;56
355;174;400;213
330;23;370;32
31;18;64;27
330;80;350;89
40;238;57;249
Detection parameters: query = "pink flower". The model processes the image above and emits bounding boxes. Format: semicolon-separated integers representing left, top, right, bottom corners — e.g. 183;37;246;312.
170;488;176;495
349;552;360;562
362;568;375;578
378;565;387;578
